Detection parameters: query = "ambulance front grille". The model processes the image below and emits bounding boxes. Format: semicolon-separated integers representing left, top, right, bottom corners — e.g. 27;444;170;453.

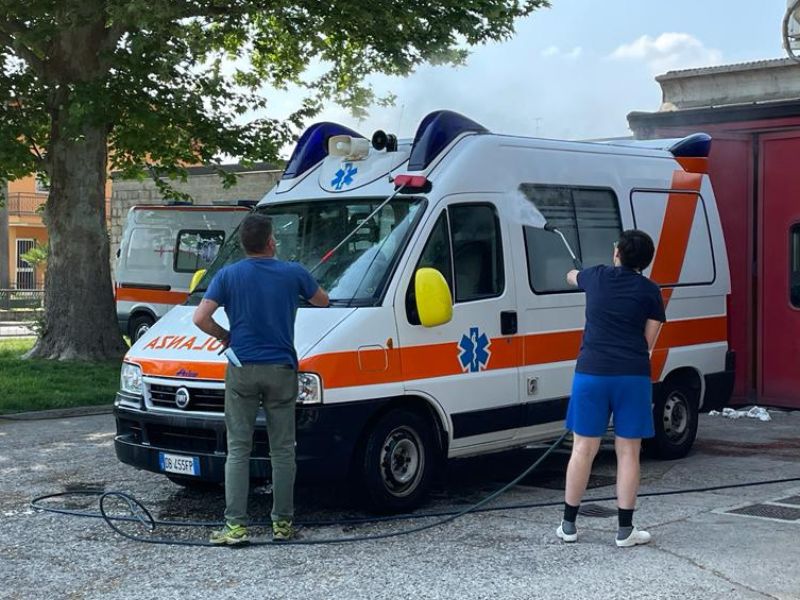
149;384;225;412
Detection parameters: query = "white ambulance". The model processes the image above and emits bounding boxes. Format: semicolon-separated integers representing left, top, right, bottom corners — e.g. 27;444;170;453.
114;111;734;511
115;204;250;341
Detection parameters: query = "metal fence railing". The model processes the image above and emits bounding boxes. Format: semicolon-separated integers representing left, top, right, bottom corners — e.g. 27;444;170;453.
7;192;47;216
0;289;45;310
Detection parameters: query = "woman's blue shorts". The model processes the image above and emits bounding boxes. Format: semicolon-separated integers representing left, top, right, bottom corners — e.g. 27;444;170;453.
566;373;655;439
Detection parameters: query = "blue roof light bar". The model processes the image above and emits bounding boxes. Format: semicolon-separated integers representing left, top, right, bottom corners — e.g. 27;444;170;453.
282;122;365;180
669;133;712;158
408;110;489;171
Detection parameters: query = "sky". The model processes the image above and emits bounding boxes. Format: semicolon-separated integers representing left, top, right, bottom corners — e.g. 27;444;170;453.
259;0;791;146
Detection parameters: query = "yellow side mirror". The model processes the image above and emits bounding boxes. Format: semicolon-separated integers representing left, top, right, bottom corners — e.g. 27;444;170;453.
189;269;207;293
415;267;453;327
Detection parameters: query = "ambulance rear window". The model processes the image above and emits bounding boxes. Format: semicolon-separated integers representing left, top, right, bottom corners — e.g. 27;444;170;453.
174;230;225;273
125;227;172;272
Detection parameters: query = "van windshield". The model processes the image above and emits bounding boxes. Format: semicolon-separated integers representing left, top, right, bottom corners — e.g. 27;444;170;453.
187;197;425;306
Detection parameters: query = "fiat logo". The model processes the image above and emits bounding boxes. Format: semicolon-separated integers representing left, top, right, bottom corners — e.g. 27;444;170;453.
175;387;191;409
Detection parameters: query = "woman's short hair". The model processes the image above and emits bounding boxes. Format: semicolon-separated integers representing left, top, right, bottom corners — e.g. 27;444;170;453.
239;214;273;254
617;229;655;271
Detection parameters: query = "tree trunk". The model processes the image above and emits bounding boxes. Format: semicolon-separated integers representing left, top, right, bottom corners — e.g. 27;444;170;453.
28;108;127;361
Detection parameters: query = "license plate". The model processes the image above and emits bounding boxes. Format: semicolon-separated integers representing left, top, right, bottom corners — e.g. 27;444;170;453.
158;452;200;476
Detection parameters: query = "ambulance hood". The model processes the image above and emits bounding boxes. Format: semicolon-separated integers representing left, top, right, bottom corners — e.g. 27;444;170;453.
127;305;356;370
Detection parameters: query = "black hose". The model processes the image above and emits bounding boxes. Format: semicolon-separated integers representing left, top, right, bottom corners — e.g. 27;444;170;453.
33;432;571;547
30;433;800;547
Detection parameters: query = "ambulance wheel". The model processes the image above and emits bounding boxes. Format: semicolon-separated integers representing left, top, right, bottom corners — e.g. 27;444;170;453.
358;409;436;512
129;314;154;342
645;382;699;460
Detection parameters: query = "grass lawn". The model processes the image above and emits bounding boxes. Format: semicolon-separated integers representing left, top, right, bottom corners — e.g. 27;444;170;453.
0;339;121;414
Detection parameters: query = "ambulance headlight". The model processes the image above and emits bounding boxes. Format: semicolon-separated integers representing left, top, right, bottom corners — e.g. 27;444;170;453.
297;372;322;404
120;362;143;396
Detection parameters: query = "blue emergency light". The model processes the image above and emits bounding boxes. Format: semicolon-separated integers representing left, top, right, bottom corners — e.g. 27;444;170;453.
669;133;712;158
282;122;365;180
408;110;489;171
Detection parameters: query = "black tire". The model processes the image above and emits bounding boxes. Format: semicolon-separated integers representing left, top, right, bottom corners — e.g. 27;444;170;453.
166;475;220;491
129;314;155;342
644;381;699;460
357;409;438;512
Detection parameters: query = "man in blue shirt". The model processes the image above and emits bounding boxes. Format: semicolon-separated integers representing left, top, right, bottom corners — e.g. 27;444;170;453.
193;213;328;544
556;229;665;548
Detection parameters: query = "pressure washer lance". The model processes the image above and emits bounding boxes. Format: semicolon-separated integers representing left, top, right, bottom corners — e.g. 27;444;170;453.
544;223;583;271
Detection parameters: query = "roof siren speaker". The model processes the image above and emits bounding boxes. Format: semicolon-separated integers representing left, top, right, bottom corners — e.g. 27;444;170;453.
328;135;371;161
371;130;398;152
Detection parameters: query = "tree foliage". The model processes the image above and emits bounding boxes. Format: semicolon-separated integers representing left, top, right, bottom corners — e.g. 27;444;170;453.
0;0;548;359
2;0;548;186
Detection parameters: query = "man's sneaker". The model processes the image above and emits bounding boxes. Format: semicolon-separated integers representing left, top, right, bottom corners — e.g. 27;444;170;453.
272;520;295;541
209;523;249;546
556;521;578;543
616;526;651;548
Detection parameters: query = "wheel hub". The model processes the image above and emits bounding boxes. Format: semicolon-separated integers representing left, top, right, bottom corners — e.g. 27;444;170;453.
380;426;424;497
663;392;689;442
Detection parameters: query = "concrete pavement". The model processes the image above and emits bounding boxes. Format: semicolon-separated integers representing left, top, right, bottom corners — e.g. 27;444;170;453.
1;411;799;599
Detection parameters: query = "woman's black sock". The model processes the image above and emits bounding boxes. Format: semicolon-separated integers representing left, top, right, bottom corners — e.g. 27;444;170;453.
563;502;580;523
618;508;634;529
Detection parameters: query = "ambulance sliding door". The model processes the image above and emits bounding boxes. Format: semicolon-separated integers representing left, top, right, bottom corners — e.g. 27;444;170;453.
512;184;623;443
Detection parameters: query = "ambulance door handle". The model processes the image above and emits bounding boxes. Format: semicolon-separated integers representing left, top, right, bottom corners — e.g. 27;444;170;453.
501;311;517;335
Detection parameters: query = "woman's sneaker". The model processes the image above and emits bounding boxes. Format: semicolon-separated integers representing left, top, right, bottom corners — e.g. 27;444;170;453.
556;521;578;543
615;526;651;548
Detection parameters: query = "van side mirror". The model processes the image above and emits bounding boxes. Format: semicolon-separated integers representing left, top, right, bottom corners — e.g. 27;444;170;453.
189;269;207;293
414;267;453;327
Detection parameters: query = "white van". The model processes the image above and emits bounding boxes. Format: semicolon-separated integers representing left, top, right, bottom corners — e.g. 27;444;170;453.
113;111;734;511
115;204;250;341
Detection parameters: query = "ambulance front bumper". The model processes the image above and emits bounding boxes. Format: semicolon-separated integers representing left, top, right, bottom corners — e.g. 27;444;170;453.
113;396;389;483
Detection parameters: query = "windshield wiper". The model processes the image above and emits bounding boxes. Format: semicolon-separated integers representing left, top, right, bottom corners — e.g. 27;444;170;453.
309;184;406;274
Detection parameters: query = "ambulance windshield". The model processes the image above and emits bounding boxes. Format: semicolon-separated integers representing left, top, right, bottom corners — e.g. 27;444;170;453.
188;197;425;306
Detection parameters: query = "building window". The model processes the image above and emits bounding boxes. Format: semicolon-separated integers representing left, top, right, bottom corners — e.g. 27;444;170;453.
34;174;50;194
521;185;622;293
791;224;800;309
16;239;36;290
174;230;225;273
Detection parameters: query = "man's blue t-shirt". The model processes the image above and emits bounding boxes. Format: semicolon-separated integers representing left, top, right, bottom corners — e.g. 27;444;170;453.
575;265;666;377
204;258;319;367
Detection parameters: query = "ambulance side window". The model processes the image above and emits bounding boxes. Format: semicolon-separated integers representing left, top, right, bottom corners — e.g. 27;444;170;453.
630;190;714;286
450;204;505;302
521;185;621;293
406;211;453;325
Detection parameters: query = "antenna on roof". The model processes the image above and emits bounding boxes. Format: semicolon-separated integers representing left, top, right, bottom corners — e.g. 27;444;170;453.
783;0;800;63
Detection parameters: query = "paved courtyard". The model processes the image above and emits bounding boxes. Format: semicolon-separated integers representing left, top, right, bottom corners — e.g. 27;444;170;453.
1;410;799;600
